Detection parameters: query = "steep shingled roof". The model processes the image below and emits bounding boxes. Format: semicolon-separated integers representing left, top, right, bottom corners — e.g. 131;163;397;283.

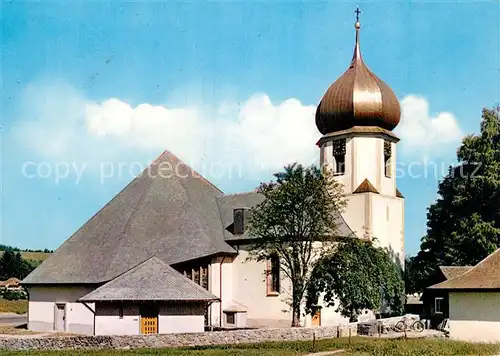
79;257;218;302
217;192;357;241
439;266;472;281
23;151;236;284
429;248;500;290
24;150;361;286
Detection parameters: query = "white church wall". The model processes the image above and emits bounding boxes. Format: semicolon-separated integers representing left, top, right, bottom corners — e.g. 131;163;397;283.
351;136;380;191
229;248;351;328
320;138;353;192
321;136;398;197
231;249;293;328
208;256;234;327
159;304;205;334
379;141;397;196
371;194;404;266
27;285;95;334
342;193;368;239
95;303;139;335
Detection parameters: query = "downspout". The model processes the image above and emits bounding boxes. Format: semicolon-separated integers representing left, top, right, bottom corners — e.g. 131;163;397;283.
219;256;227;327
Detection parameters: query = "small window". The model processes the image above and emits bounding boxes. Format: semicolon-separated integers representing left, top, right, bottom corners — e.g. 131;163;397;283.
384;140;392;178
226;312;236;325
119;304;124;319
267;254;280;295
435;297;444;314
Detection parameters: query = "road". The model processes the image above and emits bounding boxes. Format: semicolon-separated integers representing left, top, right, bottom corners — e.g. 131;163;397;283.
0;314;27;327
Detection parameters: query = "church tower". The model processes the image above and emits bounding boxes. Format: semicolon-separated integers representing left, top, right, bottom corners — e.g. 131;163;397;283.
316;10;404;265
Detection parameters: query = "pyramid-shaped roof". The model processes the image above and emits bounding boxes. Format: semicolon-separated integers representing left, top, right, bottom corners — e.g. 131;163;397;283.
429;248;500;290
353;178;379;194
23;151;236;284
79;257;218;302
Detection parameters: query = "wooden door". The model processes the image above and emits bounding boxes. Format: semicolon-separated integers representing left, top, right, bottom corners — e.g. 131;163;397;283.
140;306;158;334
54;304;66;331
312;310;321;327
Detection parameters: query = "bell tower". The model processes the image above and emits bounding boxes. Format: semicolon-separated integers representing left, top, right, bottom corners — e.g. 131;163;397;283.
316;9;404;265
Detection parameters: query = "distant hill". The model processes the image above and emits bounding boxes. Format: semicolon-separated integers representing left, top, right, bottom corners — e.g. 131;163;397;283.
0;245;52;262
0;251;51;262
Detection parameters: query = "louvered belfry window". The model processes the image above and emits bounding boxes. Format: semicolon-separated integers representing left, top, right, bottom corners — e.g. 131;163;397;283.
332;139;346;175
384;140;392;178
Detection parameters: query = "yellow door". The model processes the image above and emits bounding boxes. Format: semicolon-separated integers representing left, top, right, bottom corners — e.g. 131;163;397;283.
141;316;158;334
312;310;321;326
140;306;158;334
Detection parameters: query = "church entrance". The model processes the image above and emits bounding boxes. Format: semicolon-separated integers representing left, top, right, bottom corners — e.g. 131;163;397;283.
312;309;321;326
140;306;158;334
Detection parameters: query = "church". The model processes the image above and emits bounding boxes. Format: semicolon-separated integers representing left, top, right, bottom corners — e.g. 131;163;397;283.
23;15;405;335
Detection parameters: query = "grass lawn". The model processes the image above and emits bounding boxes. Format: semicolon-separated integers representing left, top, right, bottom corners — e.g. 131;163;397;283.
0;337;498;356
0;299;27;314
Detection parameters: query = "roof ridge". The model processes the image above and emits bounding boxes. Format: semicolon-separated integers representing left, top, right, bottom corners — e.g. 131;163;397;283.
79;256;219;302
220;191;259;197
160;150;224;195
104;167;158;280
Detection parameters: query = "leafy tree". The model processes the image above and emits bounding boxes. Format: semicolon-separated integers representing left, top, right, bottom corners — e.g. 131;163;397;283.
248;163;347;327
411;107;500;291
0;249;35;280
306;238;404;321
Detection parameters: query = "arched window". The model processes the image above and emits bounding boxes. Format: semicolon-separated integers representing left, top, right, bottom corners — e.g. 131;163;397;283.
266;254;280;295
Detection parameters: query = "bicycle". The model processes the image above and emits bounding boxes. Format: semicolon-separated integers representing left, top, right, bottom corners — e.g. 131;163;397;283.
394;316;424;332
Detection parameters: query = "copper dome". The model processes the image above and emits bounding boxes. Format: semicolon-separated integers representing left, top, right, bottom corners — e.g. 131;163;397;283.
316;21;401;135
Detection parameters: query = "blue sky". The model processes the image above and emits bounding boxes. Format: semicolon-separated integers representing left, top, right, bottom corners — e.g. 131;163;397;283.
1;1;499;255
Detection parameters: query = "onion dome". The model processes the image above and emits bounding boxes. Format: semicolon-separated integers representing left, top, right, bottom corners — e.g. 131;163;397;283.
315;14;401;135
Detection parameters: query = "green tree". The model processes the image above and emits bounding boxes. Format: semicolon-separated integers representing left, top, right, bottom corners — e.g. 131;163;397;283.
411;107;500;291
248;163;347;327
0;249;35;280
306;238;404;321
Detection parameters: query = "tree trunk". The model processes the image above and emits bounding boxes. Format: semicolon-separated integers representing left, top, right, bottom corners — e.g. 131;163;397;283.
292;305;301;327
291;280;302;327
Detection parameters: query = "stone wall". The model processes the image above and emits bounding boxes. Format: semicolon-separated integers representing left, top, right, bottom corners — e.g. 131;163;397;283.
0;325;357;351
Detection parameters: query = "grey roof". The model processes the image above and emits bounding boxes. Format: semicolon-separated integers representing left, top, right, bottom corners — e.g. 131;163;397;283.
217;192;356;241
332;210;357;238
216;192;265;241
79;257;218;302
24;151;236;284
23;150;358;285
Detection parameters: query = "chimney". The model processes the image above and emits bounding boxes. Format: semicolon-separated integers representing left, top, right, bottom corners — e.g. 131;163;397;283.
233;208;248;235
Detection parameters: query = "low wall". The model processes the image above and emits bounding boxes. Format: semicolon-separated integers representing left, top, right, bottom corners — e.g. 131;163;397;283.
0;326;356;351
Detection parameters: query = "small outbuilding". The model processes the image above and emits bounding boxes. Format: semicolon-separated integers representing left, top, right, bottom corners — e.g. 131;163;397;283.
79;257;218;335
428;248;500;343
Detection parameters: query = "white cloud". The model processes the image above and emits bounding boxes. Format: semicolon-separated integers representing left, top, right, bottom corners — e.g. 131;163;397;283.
11;82;319;181
396;95;463;159
11;82;463;185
